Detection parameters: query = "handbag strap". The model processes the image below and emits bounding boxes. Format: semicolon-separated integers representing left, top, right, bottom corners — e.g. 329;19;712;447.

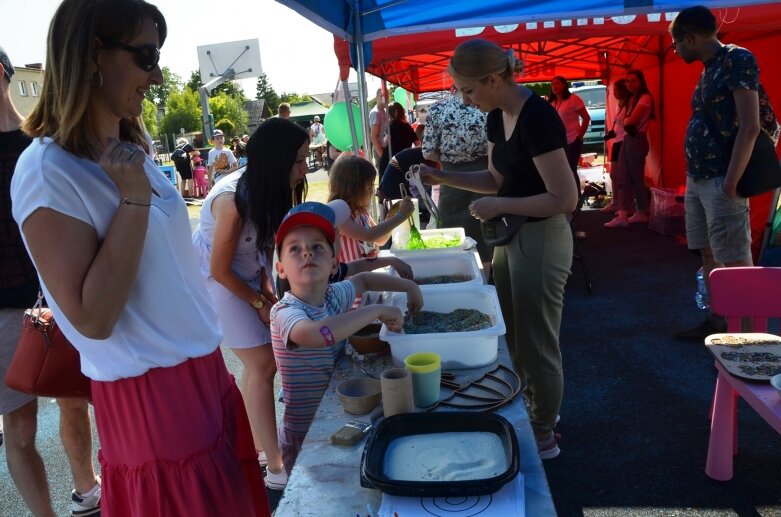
29;290;45;324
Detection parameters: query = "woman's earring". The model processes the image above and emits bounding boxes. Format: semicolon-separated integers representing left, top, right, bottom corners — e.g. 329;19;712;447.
92;71;103;88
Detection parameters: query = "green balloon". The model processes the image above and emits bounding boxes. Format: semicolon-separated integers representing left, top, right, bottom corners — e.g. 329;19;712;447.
393;87;410;110
323;102;363;152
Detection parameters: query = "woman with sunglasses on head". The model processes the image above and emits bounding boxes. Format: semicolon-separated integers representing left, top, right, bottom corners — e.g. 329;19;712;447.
601;79;631;213
419;39;577;460
10;1;269;515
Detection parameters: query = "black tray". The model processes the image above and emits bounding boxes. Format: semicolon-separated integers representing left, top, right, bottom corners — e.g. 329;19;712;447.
360;411;520;497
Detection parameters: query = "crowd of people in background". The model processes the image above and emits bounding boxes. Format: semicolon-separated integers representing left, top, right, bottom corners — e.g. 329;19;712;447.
1;1;773;515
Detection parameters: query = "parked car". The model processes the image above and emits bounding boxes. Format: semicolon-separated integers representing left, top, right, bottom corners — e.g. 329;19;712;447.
571;84;606;147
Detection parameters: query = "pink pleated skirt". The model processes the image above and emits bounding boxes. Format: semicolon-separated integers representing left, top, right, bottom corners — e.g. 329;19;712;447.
91;349;269;517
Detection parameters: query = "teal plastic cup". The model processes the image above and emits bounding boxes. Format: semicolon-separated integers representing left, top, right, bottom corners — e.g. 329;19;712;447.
404;352;441;408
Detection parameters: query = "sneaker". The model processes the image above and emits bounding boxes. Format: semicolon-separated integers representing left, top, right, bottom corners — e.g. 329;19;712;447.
536;431;561;460
600;202;617;213
71;478;101;516
265;466;288;491
604;215;629;228
627;211;649;223
258;451;268;476
673;315;727;343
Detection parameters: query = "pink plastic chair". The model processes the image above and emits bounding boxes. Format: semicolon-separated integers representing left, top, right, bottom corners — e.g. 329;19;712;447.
192;166;210;198
705;266;781;481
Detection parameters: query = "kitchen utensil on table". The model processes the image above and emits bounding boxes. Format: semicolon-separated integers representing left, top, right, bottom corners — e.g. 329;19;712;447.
404;352;441;408
405;164;442;227
380;368;415;417
399;183;425;249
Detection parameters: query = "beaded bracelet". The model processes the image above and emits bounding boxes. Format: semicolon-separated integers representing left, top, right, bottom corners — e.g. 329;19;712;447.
120;198;151;207
319;325;335;346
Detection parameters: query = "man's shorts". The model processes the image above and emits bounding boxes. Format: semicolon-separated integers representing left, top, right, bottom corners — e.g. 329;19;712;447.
0;308;36;414
684;175;751;264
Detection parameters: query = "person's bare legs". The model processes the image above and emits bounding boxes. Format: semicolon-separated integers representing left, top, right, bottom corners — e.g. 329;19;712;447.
3;399;56;517
233;345;283;474
56;398;98;493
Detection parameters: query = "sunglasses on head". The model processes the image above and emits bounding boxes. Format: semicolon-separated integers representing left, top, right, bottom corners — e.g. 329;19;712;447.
102;41;160;72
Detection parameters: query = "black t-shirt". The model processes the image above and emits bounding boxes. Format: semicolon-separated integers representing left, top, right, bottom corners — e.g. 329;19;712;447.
379;147;425;200
486;94;566;200
0;129;39;308
389;120;418;158
171;147;192;176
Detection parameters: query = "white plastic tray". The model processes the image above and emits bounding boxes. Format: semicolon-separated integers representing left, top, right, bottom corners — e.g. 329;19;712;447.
387;251;483;289
379;285;506;369
390;227;466;255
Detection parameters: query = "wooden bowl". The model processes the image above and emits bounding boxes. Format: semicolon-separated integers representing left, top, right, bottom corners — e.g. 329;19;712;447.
348;323;389;354
336;378;382;415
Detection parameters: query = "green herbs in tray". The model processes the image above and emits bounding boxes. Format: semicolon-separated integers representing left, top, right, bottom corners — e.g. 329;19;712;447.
403;308;492;334
414;274;471;285
406;234;461;250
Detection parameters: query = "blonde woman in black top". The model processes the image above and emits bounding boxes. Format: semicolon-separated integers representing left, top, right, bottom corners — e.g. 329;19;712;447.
420;39;577;460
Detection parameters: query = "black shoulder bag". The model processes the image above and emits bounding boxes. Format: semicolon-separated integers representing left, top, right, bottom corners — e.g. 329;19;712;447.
698;62;781;197
481;215;527;247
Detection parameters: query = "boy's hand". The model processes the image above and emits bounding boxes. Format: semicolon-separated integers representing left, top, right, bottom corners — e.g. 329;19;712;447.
405;281;424;314
390;257;413;280
377;306;405;332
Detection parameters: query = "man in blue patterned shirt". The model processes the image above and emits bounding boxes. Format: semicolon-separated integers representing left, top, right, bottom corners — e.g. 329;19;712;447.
670;5;760;341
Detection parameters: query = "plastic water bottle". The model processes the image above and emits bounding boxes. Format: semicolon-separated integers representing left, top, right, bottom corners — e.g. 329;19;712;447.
695;267;709;310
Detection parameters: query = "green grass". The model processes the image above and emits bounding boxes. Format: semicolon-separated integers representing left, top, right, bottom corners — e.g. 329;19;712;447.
185;177;330;221
306;178;329;203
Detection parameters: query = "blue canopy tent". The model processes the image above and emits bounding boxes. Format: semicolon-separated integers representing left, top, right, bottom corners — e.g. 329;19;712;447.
276;0;779;43
277;0;781;259
276;0;779;158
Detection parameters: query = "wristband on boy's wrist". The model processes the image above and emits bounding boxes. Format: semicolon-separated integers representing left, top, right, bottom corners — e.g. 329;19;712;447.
320;325;336;346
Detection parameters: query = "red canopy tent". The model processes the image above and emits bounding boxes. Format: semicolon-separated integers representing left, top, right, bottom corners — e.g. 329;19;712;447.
334;3;781;257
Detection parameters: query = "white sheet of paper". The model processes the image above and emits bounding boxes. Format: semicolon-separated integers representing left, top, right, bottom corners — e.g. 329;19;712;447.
378;473;524;517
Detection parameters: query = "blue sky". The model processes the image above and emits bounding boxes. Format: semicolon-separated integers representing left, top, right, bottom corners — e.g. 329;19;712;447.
2;0;371;97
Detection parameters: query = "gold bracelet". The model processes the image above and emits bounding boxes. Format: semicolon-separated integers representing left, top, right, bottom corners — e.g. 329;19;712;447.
120;197;151;207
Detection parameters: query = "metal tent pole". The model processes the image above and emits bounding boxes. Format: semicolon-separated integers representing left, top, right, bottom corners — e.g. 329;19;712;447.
353;1;373;162
342;79;360;153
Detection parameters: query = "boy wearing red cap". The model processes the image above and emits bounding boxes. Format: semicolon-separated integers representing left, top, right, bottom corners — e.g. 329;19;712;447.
271;201;422;472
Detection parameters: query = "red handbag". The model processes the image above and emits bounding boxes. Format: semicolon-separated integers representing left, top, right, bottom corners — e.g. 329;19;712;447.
4;293;92;399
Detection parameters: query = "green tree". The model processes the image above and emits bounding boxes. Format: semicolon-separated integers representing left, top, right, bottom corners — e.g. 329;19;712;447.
186;69;246;99
525;81;552;98
144;66;181;108
208;92;249;137
215;118;235;135
141;98;158;138
186;70;202;92
255;73;279;113
279;92;311;105
159;88;201;141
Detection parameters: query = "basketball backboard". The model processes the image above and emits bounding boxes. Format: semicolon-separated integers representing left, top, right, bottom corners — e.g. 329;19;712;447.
196;39;262;83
